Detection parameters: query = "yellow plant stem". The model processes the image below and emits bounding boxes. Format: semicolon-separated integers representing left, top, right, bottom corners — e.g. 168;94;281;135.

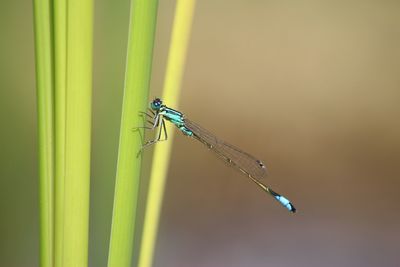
138;1;196;267
107;1;159;267
33;0;54;266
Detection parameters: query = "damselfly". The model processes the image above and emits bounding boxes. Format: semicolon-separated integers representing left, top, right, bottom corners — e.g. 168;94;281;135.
138;98;296;213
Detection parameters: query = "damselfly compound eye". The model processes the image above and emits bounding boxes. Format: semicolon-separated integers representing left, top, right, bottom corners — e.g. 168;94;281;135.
151;98;163;110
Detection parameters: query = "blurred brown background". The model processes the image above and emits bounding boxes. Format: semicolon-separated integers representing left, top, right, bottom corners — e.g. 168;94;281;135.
1;0;400;266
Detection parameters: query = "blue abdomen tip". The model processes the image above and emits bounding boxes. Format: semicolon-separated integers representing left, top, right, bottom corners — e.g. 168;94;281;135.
275;196;296;213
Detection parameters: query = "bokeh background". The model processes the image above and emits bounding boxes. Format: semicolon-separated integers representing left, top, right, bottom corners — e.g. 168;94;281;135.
1;0;400;266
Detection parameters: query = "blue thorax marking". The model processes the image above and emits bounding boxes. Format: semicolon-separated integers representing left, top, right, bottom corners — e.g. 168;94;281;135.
159;106;193;136
159;106;184;124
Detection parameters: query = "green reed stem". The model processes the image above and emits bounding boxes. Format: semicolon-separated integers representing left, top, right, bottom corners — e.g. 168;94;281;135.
107;1;159;267
53;0;67;266
61;0;93;265
33;0;55;266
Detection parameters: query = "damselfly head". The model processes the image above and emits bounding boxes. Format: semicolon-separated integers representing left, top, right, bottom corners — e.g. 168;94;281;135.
151;98;163;110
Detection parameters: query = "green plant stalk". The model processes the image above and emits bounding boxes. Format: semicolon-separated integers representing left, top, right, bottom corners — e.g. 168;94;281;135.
53;0;67;266
107;1;159;267
138;1;196;267
33;0;55;266
61;0;93;265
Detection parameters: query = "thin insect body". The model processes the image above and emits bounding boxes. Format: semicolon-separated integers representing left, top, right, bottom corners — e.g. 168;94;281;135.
138;98;296;213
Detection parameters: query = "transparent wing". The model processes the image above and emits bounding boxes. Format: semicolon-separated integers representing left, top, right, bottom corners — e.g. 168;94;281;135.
184;118;268;180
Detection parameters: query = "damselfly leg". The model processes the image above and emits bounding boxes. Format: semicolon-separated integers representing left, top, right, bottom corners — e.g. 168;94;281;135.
134;111;161;131
139;119;168;153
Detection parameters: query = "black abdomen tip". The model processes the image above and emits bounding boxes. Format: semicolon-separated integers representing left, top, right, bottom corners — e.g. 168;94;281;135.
289;204;296;213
